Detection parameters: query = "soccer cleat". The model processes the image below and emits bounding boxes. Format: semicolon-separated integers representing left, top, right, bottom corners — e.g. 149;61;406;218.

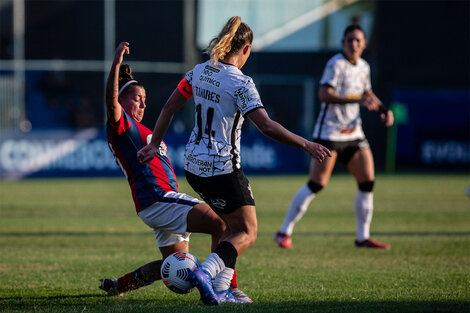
355;238;390;250
188;268;219;305
216;289;239;303
274;232;292;249
229;287;253;303
99;278;123;296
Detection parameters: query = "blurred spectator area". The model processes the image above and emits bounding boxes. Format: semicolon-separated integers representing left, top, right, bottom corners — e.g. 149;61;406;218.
26;71;100;129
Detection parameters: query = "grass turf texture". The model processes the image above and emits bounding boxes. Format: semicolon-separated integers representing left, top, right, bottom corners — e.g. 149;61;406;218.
0;174;469;313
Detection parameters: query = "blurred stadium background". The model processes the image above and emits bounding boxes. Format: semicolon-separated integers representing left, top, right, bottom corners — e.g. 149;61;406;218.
0;0;468;180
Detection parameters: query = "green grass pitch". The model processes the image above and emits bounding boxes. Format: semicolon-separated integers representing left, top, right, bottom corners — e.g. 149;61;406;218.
0;173;469;312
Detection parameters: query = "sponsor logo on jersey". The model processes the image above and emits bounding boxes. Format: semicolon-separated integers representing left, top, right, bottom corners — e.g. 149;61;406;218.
345;93;362;100
198;74;221;87
235;85;259;110
235;87;247;109
339;126;357;134
204;65;220;73
186;153;213;173
193;86;220;103
146;134;168;156
158;143;168;156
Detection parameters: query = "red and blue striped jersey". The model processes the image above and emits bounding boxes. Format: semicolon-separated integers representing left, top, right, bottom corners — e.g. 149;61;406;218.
106;109;178;213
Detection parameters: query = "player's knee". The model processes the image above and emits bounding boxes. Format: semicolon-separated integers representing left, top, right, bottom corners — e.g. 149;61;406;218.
241;224;258;247
247;220;258;244
358;181;374;192
307;180;324;193
247;230;257;246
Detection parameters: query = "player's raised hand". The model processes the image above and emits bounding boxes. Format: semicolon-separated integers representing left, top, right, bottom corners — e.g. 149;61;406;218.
137;143;159;164
114;42;130;65
303;141;332;163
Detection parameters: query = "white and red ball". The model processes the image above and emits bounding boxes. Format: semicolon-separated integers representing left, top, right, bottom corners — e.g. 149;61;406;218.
160;251;200;294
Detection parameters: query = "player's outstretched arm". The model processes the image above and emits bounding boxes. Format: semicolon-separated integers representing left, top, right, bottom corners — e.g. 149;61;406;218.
319;85;359;105
105;42;129;123
137;88;188;164
247;108;331;163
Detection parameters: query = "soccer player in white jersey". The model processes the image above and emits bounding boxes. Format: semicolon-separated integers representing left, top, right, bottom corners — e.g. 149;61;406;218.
274;24;394;250
138;16;331;305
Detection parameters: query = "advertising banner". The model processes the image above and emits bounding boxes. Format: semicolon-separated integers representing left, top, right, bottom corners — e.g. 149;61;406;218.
392;89;469;171
0;129;308;179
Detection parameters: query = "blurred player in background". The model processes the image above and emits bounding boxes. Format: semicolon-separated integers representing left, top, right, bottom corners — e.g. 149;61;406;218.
138;16;331;305
274;24;394;250
99;42;250;303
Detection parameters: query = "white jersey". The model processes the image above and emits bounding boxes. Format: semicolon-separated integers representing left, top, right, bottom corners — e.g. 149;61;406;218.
312;53;371;141
183;60;264;177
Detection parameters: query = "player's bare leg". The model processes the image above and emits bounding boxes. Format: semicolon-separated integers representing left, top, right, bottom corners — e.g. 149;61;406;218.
100;202;226;297
99;241;188;296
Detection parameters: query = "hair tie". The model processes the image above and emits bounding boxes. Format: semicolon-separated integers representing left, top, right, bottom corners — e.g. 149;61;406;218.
118;80;138;96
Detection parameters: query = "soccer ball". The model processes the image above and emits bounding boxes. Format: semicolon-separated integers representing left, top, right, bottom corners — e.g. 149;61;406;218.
160;251;200;294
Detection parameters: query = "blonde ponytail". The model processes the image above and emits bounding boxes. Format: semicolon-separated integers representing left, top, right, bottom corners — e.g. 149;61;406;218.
208;16;243;65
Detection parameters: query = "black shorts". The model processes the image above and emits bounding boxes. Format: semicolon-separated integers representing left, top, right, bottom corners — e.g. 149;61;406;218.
184;168;255;215
313;138;370;165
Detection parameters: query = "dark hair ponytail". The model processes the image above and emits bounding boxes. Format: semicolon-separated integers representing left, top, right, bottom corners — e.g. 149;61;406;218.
118;64;142;96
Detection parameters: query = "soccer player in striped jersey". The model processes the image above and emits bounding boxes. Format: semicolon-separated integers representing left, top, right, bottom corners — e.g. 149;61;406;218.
138;16;331;305
274;24;394;250
100;42;249;303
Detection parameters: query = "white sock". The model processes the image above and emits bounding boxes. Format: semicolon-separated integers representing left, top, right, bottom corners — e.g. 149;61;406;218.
200;253;225;279
280;185;316;235
354;190;373;241
212;267;234;292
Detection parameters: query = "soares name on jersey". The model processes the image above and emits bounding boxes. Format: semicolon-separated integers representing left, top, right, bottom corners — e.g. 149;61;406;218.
193;85;221;104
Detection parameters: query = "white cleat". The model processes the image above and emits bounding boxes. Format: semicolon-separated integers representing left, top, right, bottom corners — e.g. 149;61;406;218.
229;287;253;303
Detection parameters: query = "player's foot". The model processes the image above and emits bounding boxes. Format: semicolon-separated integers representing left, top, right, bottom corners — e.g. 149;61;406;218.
99;278;123;296
274;232;292;249
229;287;253;303
216;289;239;303
355;238;390;250
188;268;219;305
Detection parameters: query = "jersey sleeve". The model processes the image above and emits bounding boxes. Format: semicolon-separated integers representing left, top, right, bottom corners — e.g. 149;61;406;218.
107;109;131;136
319;58;340;88
234;78;264;116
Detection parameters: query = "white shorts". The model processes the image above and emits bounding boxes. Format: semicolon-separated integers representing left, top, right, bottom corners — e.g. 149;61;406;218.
137;191;201;247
